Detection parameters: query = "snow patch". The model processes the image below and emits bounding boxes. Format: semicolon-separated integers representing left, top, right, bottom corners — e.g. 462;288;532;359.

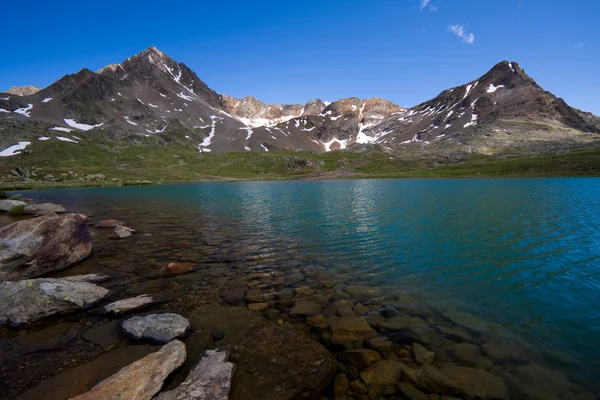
50;127;73;132
14;104;33;117
198;115;223;149
38;136;50;140
464;114;478;128
64;119;104;131
261;144;269;152
0;108;10;113
41;97;53;103
159;93;167;98
462;84;472;100
444;124;452;129
176;92;194;101
323;137;349;152
486;84;505;93
0;141;31;157
56;136;78;143
148;103;158;108
124;116;138;126
509;62;516;73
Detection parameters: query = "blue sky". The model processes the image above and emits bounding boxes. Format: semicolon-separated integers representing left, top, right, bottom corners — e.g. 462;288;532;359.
1;0;598;114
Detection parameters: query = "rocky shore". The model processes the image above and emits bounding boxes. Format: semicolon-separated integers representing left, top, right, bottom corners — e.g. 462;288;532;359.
0;191;595;400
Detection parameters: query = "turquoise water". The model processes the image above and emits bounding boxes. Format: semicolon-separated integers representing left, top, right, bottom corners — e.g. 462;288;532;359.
22;178;600;387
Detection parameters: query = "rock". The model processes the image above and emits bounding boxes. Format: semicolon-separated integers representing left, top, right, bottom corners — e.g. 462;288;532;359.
306;313;327;326
221;289;246;306
276;287;296;300
248;302;268;312
436;325;472;342
0;214;92;281
338;349;382;371
121;313;190;343
290;299;321;316
62;274;111;283
70;340;186;400
365;335;393;352
350;379;368;394
360;359;404;388
353;303;370;316
114;226;132;238
95;219;125;228
16;322;83;353
440;365;507;400
345;285;383;300
103;294;156;314
413;343;435;365
329;316;378;349
0;199;27;211
512;363;574;400
229;323;336;400
378;314;432;344
17;345;157;400
160;262;195;275
295;285;314;296
443;342;494;370
397;382;428;400
481;340;530;364
0;278;109;326
334;373;349;398
23;203;66;216
400;364;460;395
155;350;234;400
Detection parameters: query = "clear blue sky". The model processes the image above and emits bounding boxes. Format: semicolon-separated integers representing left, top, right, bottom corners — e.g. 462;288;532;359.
1;0;598;114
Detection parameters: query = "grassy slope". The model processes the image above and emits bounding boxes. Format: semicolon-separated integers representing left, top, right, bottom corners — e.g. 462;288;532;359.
1;136;599;190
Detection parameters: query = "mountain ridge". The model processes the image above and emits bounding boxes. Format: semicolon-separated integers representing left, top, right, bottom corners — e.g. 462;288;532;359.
1;46;599;156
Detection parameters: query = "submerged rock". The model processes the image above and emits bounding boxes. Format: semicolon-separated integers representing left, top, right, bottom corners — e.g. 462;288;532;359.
0;278;109;326
155;350;234;400
160;262;195;275
229;324;336;400
114;226;132;238
0;214;92;281
360;359;404;389
345;285;383;300
70;340;186;400
440;365;508;400
62;273;111;283
329;316;378;349
121;313;190;343
337;348;382;371
95;219;125;228
289;299;321;316
102;294;156;315
23;203;66;216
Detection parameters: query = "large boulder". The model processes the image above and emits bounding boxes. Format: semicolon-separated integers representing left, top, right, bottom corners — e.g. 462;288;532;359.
229;324;336;400
155;350;234;400
70;340;186;400
0;278;109;326
0;199;26;211
440;365;508;400
121;313;190;343
360;359;404;389
377;314;432;344
0;214;92;281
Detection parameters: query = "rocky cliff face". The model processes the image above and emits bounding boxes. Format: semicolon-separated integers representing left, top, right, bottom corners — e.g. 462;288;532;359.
6;86;41;96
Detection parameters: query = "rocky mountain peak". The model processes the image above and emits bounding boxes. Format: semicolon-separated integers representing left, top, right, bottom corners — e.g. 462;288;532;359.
6;86;41;96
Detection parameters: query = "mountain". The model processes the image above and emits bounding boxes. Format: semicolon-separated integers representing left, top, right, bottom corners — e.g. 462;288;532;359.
5;86;40;96
0;47;599;157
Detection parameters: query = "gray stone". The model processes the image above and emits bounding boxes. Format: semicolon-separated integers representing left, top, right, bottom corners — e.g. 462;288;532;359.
155;350;234;400
114;226;133;238
378;314;432;344
103;294;155;314
290;299;321;316
0;199;26;211
23;203;66;216
122;313;190;343
0;278;109;326
0;214;92;281
62;274;111;283
70;340;186;400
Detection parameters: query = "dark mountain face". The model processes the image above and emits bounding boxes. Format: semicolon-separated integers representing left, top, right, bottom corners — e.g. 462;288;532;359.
0;49;598;155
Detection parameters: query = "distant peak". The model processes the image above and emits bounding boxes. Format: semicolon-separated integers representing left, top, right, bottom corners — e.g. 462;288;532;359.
6;85;41;96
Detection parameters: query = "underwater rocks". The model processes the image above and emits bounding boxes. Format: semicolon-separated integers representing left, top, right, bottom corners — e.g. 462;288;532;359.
70;340;186;400
0;214;92;281
121;313;190;343
0;278;109;326
23;203;66;216
229;323;336;400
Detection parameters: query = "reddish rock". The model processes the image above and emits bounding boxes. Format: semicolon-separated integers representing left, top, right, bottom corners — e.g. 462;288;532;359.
160;262;195;275
95;219;124;228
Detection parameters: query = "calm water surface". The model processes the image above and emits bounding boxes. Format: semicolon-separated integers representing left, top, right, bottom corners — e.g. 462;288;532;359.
21;178;600;390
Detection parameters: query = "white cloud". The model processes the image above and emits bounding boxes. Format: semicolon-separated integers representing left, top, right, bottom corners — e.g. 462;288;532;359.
420;0;437;11
448;25;475;44
574;42;584;49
